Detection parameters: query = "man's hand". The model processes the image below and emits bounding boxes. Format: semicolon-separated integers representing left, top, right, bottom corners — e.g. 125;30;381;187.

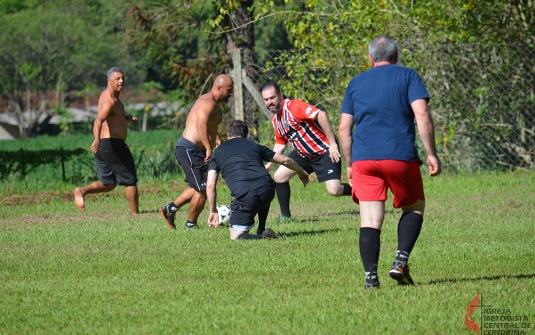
346;165;352;185
204;148;212;164
427;155;442;177
265;162;274;172
208;212;219;228
215;132;223;147
125;115;138;122
91;139;100;153
298;171;310;187
328;143;341;163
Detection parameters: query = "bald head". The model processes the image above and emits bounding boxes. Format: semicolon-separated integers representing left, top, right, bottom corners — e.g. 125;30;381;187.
212;74;234;103
214;74;233;87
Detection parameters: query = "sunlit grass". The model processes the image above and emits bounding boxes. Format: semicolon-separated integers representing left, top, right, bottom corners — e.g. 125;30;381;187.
1;171;534;334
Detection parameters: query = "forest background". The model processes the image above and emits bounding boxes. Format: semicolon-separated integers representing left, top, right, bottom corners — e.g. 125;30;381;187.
0;0;534;172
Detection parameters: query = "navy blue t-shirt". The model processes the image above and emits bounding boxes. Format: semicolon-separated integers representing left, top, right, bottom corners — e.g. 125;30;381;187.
208;138;276;198
340;64;429;162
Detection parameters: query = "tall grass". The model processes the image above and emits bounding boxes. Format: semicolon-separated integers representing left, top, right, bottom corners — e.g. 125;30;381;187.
0;129;184;188
1;172;534;334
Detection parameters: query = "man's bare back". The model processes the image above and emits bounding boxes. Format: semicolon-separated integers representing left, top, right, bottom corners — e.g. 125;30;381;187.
182;92;223;151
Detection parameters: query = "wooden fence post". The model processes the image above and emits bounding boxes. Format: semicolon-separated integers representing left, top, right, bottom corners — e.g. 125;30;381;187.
232;49;244;121
60;147;66;181
19;148;25;180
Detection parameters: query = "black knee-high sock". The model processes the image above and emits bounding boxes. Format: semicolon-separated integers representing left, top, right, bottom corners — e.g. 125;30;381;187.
256;204;270;234
359;228;381;281
276;182;291;217
342;184;352;196
395;212;423;267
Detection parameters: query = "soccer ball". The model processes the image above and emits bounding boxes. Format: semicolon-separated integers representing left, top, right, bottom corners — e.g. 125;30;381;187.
216;205;231;226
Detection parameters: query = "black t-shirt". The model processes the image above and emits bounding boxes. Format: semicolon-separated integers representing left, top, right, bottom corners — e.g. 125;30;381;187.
208;138;276;197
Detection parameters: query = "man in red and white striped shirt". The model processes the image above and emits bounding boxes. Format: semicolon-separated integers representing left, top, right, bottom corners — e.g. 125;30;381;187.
262;81;352;219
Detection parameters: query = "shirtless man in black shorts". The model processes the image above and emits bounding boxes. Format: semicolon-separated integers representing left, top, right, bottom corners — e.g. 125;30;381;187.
207;120;309;240
74;67;139;214
159;74;233;229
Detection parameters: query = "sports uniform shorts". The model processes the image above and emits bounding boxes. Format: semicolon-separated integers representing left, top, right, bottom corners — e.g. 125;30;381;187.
351;160;425;208
289;150;341;182
229;186;276;231
94;138;138;186
175;136;208;191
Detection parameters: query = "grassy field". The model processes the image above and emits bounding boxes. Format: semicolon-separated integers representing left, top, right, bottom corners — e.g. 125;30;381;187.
1;171;534;334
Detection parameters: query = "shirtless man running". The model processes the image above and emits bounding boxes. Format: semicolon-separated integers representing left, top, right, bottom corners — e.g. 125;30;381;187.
159;74;234;229
74;67;139;214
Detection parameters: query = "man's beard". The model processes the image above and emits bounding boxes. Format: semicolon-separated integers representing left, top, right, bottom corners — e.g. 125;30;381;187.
269;101;281;113
220;94;230;103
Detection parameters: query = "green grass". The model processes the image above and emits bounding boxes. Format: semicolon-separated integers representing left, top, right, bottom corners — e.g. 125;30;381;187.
1;172;535;334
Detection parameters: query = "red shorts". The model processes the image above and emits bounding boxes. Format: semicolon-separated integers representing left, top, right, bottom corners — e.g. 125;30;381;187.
351;160;425;208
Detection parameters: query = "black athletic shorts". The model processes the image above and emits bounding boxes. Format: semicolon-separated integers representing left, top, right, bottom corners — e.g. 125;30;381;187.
289;150;341;182
229;186;276;228
175;137;208;191
94;138;138;186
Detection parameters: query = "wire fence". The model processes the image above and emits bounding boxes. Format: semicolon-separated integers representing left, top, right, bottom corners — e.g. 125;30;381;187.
236;43;535;171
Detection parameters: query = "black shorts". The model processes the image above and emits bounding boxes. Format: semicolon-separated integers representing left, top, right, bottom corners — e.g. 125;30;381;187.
229;186;276;228
289;150;341;182
94;138;138;186
175;137;208;191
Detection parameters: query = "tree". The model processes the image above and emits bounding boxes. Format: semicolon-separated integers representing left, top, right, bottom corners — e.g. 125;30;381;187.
0;1;144;137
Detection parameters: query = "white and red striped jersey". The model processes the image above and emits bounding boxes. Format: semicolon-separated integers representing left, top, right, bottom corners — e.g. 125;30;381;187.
271;98;330;158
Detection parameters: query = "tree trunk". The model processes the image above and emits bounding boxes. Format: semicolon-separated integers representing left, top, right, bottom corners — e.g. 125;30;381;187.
223;0;254;55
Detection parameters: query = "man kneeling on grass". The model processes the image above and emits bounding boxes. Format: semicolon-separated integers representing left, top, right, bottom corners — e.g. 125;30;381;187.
207;120;310;240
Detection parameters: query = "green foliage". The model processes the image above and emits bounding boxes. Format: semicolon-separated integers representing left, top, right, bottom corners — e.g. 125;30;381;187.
250;0;535;171
0;130;183;184
125;1;228;96
0;0;146;137
1;172;534;333
0;0;36;15
0;148;87;180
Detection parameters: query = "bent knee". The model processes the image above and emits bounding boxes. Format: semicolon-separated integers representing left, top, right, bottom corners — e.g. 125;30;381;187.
326;184;343;196
104;184;116;191
273;173;291;183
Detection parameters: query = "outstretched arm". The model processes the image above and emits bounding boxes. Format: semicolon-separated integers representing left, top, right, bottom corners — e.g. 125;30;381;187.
271;153;309;186
316;111;340;163
265;143;287;172
412;99;441;177
206;170;220;228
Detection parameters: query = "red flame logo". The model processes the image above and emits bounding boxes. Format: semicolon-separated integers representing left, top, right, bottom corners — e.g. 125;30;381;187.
465;293;481;334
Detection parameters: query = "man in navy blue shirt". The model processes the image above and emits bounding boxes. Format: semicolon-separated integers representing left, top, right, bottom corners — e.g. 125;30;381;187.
339;35;441;289
207;120;309;240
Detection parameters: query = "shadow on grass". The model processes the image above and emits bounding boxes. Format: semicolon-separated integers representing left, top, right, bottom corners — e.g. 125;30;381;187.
327;210;397;216
427;273;535;285
139;208;160;214
282;228;341;238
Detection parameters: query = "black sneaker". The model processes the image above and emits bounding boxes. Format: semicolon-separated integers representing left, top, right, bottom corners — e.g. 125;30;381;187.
364;271;380;289
262;228;285;240
159;204;177;229
184;222;197;229
364;281;380;290
389;262;415;286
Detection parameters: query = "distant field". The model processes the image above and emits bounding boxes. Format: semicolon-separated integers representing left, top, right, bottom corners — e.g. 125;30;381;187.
1;171;534;334
0;130;184;190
